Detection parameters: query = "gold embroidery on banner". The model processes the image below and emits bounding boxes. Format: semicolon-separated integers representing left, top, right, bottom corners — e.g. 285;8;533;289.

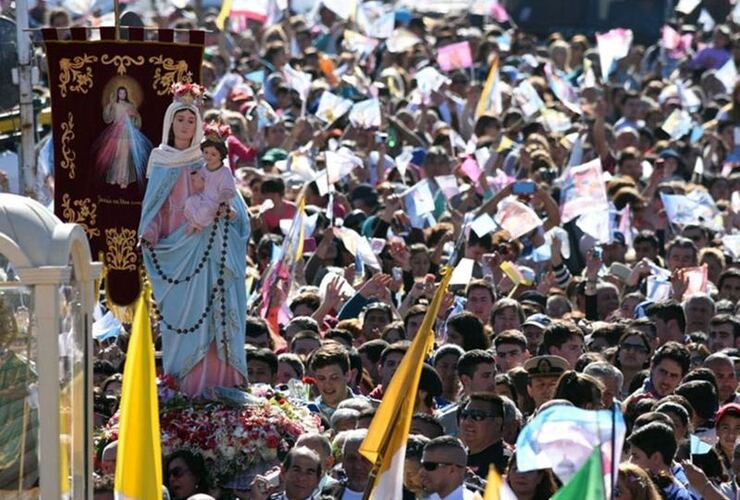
61;194;100;238
104;228;137;271
149;56;190;95
58;54;98;97
100;54;145;75
60;112;76;179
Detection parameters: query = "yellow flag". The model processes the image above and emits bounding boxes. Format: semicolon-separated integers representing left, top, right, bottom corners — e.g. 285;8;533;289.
500;260;532;286
114;289;162;500
216;0;233;31
484;465;503;500
359;267;454;498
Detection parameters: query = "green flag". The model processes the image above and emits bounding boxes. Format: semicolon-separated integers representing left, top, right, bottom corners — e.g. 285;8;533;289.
551;447;605;500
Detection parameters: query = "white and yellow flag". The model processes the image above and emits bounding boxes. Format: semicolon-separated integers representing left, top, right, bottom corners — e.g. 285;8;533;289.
476;55;502;118
359;267;453;498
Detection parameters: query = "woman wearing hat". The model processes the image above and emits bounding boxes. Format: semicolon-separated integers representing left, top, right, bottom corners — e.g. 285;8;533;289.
714;403;740;473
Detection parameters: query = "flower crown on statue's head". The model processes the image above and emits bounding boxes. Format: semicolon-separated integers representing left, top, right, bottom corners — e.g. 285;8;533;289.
203;122;231;142
171;79;205;106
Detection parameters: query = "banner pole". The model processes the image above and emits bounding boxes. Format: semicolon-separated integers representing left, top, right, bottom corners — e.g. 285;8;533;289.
114;0;121;40
15;0;36;198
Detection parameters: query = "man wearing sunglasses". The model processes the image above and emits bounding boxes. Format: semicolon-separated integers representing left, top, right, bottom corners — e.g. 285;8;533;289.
419;436;477;500
458;393;512;478
438;350;497;436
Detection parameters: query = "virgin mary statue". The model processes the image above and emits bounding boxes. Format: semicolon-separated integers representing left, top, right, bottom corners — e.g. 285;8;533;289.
138;83;250;396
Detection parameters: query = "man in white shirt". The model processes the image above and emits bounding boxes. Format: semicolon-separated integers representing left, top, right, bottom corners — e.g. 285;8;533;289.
419;436;477;500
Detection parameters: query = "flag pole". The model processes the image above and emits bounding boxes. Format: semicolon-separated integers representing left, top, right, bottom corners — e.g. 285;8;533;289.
610;403;616;500
362;462;380;500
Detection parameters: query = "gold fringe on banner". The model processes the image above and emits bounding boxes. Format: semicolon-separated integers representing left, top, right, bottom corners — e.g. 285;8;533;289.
97;250;138;324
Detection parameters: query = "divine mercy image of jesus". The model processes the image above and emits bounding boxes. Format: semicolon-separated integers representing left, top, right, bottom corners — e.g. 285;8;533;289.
92;81;152;190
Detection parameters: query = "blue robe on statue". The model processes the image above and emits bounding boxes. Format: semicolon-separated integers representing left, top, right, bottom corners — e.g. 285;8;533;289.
138;101;249;395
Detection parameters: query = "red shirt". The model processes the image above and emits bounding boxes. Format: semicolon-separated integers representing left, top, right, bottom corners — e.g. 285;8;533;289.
227;136;257;171
262;201;298;233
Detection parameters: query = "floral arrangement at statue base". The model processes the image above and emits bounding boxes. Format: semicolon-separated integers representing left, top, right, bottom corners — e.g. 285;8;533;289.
96;375;321;484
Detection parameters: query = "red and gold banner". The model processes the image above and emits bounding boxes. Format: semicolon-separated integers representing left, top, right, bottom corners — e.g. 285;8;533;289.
44;29;204;306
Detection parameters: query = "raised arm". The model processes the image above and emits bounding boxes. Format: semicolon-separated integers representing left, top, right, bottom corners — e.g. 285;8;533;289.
533;184;560;232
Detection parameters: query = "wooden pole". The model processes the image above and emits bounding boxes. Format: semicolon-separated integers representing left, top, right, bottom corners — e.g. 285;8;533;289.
114;0;120;40
361;463;380;500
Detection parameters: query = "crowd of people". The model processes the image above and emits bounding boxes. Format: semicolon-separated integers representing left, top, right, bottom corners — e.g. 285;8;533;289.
15;0;740;499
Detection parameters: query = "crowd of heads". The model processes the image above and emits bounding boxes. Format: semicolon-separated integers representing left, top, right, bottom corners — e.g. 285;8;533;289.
29;0;740;499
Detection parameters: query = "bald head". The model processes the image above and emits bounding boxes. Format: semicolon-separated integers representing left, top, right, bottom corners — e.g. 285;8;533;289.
283;446;322;476
295;432;332;467
705;353;734;370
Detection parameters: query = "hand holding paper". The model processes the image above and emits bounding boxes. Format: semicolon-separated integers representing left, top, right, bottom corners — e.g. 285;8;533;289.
437;41;473;72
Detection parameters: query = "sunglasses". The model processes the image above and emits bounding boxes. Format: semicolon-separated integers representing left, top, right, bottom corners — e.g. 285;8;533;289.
421;461;463;471
460;409;497;421
620;343;648;354
168;466;190;479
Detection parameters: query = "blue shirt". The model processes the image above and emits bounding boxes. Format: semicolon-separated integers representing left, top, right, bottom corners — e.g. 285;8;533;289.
664;482;695;500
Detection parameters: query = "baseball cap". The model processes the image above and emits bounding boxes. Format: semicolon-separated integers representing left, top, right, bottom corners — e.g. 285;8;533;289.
616;126;639;138
260;148;288;165
522;313;552;330
659;148;682;161
716;403;740;427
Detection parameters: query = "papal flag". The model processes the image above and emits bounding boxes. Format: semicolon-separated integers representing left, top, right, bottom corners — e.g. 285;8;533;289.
259;195;307;343
315;91;353;124
483;465;517;500
476;55;502;118
360;267;453;498
114;289;162;500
